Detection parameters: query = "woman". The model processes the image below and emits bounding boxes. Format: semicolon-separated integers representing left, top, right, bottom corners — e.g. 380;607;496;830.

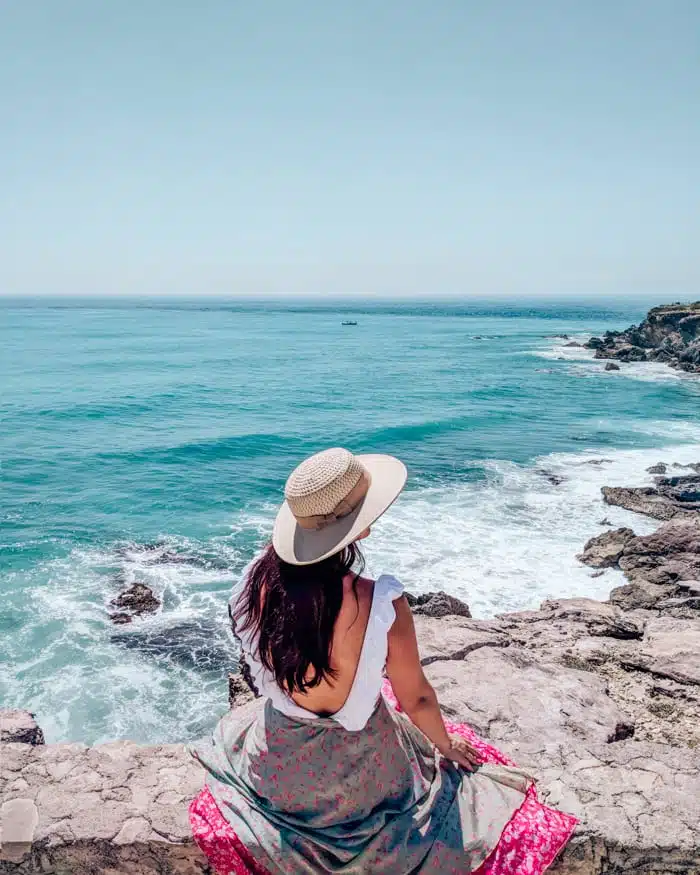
190;448;576;874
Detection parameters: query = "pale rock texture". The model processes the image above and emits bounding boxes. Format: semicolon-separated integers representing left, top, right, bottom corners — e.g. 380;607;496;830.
0;741;209;874
0;714;44;747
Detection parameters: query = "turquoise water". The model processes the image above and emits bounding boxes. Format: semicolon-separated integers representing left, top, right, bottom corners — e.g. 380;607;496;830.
2;299;699;744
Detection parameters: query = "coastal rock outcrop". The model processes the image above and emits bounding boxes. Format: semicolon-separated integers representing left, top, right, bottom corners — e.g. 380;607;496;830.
617;518;700;585
109;582;160;624
585;301;700;373
647;462;668;475
0;739;208;872
3;461;700;873
577;528;636;568
602;474;700;520
405;590;472;618
0;712;44;747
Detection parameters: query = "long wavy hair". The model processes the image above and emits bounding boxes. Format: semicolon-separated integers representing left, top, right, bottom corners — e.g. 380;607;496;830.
232;542;365;696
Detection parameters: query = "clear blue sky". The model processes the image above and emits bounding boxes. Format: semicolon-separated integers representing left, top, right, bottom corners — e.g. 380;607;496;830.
2;1;698;298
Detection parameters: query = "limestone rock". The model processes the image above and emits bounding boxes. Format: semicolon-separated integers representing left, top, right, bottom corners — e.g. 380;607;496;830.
0;798;39;863
405;590;472;618
620;617;700;686
412;615;507;665
577;528;636;568
425;646;629;750
602;480;700;520
109;582;160;623
0;711;45;746
499;598;644;649
0;741;208;872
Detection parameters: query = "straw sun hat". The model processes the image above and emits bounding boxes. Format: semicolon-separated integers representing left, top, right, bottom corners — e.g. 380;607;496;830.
272;448;407;565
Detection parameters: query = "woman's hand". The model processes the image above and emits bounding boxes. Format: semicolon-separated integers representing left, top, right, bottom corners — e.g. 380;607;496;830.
438;734;482;771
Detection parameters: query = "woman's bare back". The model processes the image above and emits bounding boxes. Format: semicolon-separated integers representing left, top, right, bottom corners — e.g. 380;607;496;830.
290;574;375;717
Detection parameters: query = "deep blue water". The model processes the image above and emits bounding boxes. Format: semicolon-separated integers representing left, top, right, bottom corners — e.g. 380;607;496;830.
2;299;699;743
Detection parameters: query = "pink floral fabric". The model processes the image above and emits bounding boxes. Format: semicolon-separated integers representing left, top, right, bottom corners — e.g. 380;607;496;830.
190;681;577;874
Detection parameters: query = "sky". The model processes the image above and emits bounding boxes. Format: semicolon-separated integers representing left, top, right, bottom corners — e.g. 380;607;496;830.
1;1;698;299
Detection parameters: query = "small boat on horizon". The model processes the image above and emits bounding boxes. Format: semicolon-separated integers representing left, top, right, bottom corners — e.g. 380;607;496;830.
341;320;358;326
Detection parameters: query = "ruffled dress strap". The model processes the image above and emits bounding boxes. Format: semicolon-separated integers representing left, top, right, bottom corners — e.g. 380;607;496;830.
331;574;404;731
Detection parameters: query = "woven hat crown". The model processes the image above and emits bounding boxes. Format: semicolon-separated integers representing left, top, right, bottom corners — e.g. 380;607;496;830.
285;448;365;518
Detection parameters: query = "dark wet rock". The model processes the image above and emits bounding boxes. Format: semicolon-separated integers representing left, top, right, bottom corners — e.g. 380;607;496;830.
405;590;472;619
586;301;700;374
598;517;612;526
585;336;605;349
590;570;605;578
604;362;620;371
578;528;636;568
597;344;647;363
608;720;635;742
109;583;160;621
0;710;45;745
112;620;236;672
564;341;582;347
535;468;565;486
115;542;230;571
602;475;700;520
646;462;667;475
110;612;133;626
147;549;229;570
579;458;613;466
673;461;700;473
114;540;167;558
228;672;256;708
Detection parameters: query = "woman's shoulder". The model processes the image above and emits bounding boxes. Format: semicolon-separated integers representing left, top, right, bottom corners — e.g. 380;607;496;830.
345;573;404;601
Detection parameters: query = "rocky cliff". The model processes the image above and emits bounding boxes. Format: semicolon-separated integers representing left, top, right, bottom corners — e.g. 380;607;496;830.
2;463;700;874
585;302;700;372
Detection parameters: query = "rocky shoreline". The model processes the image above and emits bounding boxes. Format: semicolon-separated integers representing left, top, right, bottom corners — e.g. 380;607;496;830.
584;301;700;373
3;461;700;873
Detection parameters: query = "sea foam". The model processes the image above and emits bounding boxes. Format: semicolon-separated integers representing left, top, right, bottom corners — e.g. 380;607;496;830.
4;436;699;745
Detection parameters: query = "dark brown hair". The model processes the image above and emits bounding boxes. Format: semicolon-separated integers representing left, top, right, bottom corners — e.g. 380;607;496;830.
233;542;365;696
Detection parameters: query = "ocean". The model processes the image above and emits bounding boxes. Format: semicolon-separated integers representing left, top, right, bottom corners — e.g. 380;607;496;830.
2;298;699;745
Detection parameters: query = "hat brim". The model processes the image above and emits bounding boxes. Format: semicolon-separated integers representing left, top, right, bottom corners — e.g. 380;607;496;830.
272;454;407;566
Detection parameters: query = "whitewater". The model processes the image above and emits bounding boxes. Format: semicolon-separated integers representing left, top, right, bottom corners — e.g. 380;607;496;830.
1;299;698;744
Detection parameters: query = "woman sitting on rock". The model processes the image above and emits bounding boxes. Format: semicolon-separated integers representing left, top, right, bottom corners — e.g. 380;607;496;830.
190;448;577;874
